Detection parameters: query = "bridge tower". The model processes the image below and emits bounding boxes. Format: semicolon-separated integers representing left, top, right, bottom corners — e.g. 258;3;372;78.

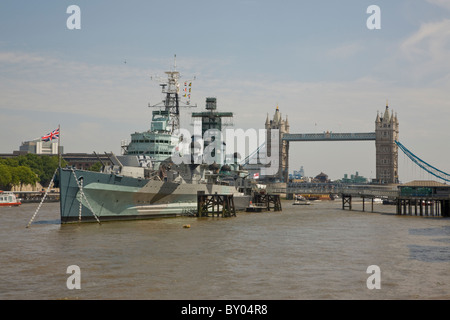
265;105;289;182
375;102;399;184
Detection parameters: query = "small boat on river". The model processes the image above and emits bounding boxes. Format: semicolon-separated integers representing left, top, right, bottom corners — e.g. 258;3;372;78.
292;195;311;206
0;191;22;207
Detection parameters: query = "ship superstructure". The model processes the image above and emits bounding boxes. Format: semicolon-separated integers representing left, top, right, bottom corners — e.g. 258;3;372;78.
59;58;251;223
121;56;195;168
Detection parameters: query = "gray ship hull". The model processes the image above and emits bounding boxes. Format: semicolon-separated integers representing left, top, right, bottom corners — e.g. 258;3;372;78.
59;167;250;223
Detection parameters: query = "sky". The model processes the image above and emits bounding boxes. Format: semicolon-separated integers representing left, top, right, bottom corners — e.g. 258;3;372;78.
1;0;450;182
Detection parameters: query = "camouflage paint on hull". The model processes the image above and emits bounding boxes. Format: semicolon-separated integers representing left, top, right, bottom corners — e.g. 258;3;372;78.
59;168;249;223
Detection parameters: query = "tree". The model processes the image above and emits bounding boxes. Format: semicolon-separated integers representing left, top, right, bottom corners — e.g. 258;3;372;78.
0;154;64;189
88;162;103;172
0;164;12;190
40;155;63;186
10;166;38;191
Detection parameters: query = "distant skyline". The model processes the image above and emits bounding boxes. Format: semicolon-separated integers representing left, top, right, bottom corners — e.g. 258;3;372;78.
1;0;449;182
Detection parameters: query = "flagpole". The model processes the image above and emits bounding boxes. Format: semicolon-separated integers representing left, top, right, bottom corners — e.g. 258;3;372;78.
58;124;61;168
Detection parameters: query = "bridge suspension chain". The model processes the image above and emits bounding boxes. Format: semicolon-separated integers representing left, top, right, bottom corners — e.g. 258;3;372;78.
395;140;450;183
240;141;266;166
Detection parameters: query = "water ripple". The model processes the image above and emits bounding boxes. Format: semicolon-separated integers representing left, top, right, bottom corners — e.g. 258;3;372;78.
407;245;450;262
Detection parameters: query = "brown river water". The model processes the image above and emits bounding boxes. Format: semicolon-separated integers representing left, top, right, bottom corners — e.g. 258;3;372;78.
0;200;449;300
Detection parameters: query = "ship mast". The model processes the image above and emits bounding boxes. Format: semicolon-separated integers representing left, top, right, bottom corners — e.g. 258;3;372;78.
149;55;196;134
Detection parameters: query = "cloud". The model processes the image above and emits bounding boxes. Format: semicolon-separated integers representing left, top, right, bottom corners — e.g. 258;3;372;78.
426;0;450;10
0;51;152;119
0;51;47;64
369;18;450;89
399;19;450;84
326;43;364;60
401;19;450;57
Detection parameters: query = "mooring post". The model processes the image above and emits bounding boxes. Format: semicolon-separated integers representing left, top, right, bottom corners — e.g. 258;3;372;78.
443;200;450;217
197;193;236;218
342;194;352;211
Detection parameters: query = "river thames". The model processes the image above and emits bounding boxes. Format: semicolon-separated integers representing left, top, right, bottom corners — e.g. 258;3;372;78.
1;200;449;300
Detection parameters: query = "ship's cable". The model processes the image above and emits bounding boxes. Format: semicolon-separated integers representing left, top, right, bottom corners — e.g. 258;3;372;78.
26;168;58;228
78;178;83;222
71;168;101;224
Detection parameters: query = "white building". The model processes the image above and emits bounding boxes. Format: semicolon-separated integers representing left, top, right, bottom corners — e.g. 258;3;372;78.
19;139;62;155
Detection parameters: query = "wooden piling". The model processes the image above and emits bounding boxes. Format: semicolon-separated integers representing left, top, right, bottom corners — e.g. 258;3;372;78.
197;192;236;217
395;197;448;217
442;200;450;217
342;194;352;211
252;193;282;212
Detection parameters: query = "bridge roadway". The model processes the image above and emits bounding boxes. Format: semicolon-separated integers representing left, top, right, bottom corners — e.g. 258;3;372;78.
282;132;376;142
266;183;399;199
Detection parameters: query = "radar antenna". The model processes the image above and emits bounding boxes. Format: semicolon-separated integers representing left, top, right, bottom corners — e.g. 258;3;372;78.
148;55;197;133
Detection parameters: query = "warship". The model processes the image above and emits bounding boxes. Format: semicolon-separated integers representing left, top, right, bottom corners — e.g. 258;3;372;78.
59;59;252;223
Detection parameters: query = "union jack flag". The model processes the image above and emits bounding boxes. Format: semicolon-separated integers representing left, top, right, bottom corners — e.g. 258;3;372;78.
41;128;60;141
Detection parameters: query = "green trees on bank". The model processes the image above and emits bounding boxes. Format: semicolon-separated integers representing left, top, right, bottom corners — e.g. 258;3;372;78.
0;154;66;191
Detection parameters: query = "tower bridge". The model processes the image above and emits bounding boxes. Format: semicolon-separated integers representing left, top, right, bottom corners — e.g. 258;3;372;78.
240;102;450;217
256;102;399;184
